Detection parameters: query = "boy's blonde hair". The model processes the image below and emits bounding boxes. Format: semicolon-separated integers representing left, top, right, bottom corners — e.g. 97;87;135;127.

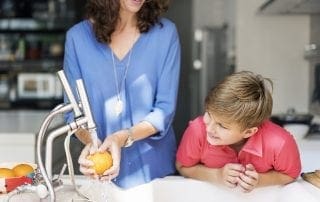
205;71;273;131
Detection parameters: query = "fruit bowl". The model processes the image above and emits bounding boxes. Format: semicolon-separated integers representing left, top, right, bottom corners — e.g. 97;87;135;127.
0;162;37;194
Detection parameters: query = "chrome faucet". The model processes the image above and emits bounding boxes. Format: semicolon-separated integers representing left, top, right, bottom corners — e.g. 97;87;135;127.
36;70;98;202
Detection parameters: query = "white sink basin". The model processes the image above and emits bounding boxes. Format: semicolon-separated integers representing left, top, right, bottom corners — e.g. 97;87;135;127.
2;175;320;202
1;186;78;202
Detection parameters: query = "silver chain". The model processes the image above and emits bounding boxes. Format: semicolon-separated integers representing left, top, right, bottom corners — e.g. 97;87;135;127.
111;48;133;102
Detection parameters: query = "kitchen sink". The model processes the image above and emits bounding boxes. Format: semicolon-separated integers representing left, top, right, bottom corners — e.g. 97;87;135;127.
2;175;320;202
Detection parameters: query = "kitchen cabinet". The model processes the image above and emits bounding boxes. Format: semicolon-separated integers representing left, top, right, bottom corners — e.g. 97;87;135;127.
260;0;320;14
0;133;36;163
0;0;78;109
0;110;82;176
0;18;70;108
0;110;63;164
0;19;66;108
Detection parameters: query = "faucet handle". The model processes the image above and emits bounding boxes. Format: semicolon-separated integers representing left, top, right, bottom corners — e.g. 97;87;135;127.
57;70;82;118
76;79;99;148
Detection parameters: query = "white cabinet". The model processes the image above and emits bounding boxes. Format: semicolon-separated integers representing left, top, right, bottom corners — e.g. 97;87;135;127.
0;133;36;163
0;110;64;167
0;110;53;164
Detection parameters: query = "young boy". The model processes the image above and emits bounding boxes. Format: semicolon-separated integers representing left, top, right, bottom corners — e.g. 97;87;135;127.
176;71;301;192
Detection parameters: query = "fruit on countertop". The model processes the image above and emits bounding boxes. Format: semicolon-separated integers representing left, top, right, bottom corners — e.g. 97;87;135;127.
0;168;15;178
12;163;34;177
87;152;113;175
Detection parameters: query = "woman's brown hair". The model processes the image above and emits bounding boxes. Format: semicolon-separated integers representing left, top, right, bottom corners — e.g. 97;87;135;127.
85;0;170;43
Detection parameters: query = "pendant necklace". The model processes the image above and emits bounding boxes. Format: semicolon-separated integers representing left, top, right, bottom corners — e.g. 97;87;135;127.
111;48;133;116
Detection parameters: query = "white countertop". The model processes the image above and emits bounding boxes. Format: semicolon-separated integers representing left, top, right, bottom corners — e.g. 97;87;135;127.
0;110;64;134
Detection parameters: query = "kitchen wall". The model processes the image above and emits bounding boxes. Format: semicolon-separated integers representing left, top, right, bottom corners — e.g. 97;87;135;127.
236;0;310;114
166;0;237;140
309;15;320;118
165;0;193;141
193;0;236;56
180;0;312;115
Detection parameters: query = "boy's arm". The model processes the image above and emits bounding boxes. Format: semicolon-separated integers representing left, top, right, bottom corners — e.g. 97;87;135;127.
176;161;221;182
238;164;295;192
176;161;244;188
257;170;295;187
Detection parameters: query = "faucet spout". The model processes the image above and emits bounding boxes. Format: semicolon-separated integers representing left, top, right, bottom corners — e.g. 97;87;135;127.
36;70;98;202
57;70;82;118
45;116;89;180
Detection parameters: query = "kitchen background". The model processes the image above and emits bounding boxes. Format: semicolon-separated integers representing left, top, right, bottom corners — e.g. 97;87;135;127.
0;0;320;175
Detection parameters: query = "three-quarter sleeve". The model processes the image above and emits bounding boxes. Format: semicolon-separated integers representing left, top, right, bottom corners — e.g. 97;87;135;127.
143;26;181;139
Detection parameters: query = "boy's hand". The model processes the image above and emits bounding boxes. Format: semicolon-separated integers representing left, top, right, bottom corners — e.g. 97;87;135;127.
237;164;259;192
220;163;245;188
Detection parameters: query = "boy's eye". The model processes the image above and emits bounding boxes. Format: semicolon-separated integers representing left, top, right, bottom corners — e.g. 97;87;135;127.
217;123;227;129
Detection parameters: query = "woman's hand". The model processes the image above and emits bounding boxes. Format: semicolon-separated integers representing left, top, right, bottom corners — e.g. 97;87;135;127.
220;163;245;188
98;130;129;182
237;164;259;192
78;143;99;179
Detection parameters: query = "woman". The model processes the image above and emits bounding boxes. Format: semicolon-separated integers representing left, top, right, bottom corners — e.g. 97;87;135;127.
63;0;181;189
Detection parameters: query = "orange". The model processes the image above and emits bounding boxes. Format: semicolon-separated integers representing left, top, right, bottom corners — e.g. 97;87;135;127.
0;168;15;178
87;152;113;175
12;164;34;177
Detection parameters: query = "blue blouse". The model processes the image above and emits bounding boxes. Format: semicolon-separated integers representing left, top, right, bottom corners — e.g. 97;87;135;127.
63;18;181;188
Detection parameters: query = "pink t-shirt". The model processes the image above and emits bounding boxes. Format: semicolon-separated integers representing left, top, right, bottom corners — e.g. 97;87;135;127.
176;116;301;178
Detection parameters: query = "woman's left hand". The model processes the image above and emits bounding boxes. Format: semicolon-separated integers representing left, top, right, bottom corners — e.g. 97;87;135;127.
98;130;128;181
237;164;259;192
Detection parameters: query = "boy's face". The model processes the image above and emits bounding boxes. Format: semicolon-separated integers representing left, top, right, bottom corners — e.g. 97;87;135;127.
203;112;255;146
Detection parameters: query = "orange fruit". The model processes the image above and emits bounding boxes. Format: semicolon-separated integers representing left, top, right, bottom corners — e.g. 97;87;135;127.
12;164;34;177
87;152;113;175
0;168;15;178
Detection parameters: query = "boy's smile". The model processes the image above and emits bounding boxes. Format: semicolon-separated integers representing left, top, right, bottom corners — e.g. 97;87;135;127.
203;112;256;147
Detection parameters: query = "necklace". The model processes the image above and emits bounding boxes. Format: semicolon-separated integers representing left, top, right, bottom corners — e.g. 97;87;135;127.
111;48;133;116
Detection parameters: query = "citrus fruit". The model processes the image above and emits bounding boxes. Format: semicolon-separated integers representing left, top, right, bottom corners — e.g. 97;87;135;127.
12;164;34;177
87;152;113;175
0;168;15;178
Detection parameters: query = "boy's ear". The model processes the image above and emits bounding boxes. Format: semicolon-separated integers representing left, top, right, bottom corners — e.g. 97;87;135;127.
243;127;258;138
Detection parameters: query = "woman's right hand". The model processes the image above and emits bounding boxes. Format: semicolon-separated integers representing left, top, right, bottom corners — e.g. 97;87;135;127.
98;130;128;181
78;143;99;179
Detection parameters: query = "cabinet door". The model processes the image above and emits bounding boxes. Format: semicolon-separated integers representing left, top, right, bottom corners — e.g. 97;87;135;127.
0;133;35;163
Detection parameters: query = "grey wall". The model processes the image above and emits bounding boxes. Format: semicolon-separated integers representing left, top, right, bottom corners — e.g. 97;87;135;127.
165;0;193;143
236;0;310;114
166;0;236;143
193;0;236;58
309;15;320;116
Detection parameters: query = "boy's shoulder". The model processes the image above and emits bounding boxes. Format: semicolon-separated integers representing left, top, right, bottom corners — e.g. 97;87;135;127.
188;116;205;128
259;120;296;145
260;120;291;137
184;116;206;137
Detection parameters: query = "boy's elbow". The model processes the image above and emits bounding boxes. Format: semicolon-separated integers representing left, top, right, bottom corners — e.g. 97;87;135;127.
284;175;297;185
175;161;183;173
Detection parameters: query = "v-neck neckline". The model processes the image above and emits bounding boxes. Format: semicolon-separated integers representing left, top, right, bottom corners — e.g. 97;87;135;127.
109;32;142;63
86;20;143;63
